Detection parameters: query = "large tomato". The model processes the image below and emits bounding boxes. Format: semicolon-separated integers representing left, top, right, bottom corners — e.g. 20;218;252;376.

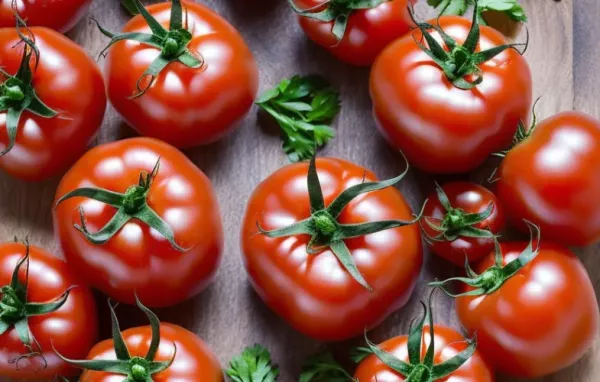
450;242;599;378
241;157;422;341
290;0;415;66
0;25;106;181
53;137;223;307
422;182;504;266
0;0;92;33
354;326;493;382
59;299;223;381
497;111;600;246
0;242;97;380
370;15;532;173
101;0;258;148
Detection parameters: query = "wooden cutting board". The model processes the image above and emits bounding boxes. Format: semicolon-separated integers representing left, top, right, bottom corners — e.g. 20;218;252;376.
1;0;597;381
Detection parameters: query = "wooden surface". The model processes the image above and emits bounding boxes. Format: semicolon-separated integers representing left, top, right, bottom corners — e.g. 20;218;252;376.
0;0;597;381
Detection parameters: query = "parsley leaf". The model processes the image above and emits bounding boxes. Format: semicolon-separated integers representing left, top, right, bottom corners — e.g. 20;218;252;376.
226;344;279;382
427;0;527;24
256;75;341;162
299;352;356;382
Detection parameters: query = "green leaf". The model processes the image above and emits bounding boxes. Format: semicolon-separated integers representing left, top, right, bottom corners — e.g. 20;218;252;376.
478;0;528;22
226;344;279;382
427;0;468;15
256;75;341;162
299;352;355;382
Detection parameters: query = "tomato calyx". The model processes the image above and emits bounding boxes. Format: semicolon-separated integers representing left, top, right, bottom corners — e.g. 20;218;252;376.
494;97;541;158
0;240;74;369
94;0;203;99
409;1;528;90
421;183;496;243
258;155;421;291
430;222;541;297
55;158;188;252
0;16;58;156
287;0;390;41
358;292;477;382
55;296;177;381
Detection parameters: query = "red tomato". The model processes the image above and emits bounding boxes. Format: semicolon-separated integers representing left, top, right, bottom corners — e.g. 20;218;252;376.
354;326;494;382
370;16;532;173
291;0;416;66
0;242;97;380
241;158;422;341
456;242;599;378
423;182;504;265
497;112;600;246
103;1;258;148
80;323;223;381
0;27;106;181
0;0;92;33
53;137;223;307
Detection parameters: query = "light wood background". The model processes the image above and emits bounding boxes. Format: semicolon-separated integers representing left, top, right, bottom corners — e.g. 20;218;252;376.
1;0;597;381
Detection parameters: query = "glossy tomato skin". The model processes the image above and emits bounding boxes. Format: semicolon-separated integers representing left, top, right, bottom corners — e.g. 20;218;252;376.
354;326;494;382
423;182;505;265
497;112;600;246
81;323;223;381
293;0;415;66
0;0;92;33
0;27;106;181
456;243;599;378
241;158;422;341
53;137;223;307
370;16;532;173
0;242;98;380
105;2;258;148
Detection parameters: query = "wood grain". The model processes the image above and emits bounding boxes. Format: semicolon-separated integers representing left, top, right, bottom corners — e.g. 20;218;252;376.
1;0;597;381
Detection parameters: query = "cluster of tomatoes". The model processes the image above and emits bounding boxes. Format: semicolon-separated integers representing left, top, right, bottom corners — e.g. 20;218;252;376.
0;0;598;381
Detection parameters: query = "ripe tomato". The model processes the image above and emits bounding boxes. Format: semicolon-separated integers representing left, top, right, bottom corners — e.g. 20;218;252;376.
102;0;258;148
422;182;504;266
0;26;106;181
497;111;600;246
0;0;92;33
290;0;416;66
59;298;223;381
452;242;599;378
0;242;97;380
370;15;532;173
241;157;422;341
354;326;494;382
53;137;223;307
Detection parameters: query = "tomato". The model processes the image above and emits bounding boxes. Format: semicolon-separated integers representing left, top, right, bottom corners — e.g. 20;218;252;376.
0;0;92;33
0;26;106;181
422;182;504;266
370;15;532;173
354;326;494;382
497;111;600;246
241;157;422;341
453;242;599;378
290;0;416;66
53;137;223;307
102;0;258;148
0;242;97;380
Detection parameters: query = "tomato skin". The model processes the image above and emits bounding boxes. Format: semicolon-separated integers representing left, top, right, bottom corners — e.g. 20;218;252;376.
497;112;600;246
0;27;106;181
354;326;494;382
293;0;416;66
456;243;599;378
241;158;422;341
53;137;224;307
105;1;258;148
423;182;505;266
0;0;92;33
81;323;223;381
0;242;98;380
370;16;532;173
